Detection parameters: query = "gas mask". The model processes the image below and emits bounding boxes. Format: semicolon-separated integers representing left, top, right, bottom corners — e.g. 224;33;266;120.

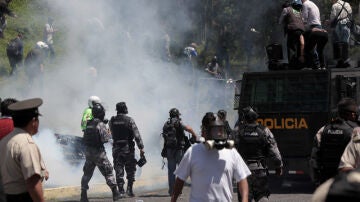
204;117;234;150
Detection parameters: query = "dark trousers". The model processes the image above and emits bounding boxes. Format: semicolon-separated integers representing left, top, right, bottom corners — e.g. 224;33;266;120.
238;170;270;202
304;30;328;68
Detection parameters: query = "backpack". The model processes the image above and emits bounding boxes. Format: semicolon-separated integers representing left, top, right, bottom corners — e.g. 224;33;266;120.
7;38;19;55
162;118;183;149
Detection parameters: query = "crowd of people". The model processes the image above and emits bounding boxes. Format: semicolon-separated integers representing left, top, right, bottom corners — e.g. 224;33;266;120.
279;0;355;70
3;2;56;77
3;94;360;201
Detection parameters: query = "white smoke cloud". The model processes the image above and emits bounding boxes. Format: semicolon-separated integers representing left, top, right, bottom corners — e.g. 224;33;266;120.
0;0;236;189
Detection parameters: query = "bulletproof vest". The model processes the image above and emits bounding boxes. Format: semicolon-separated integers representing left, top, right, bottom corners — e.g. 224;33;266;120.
162;117;185;149
319;119;355;175
237;124;267;161
110;115;134;149
286;7;305;32
83;118;103;148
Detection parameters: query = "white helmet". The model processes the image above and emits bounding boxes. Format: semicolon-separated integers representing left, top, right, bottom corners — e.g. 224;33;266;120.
36;41;49;49
88;96;101;108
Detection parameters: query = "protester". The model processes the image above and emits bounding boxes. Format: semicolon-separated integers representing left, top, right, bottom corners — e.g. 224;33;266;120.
81;95;101;131
301;0;328;69
43;17;56;60
329;0;352;68
171;112;250;202
279;0;306;69
161;108;197;196
6;32;23;75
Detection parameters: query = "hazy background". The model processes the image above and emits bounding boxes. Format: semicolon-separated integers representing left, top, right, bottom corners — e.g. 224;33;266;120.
0;0;236;189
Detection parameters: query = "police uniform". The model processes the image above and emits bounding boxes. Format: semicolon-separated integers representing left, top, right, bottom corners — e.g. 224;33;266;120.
236;123;283;202
310;118;357;184
109;104;144;196
80;115;119;200
0;98;47;202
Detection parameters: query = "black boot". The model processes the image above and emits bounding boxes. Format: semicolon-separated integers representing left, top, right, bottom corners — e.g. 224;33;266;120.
118;185;125;198
126;183;134;197
112;187;121;201
80;189;89;202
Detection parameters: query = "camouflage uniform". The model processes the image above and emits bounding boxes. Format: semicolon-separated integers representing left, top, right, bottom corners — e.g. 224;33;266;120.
109;113;144;195
80;119;117;191
236;123;283;202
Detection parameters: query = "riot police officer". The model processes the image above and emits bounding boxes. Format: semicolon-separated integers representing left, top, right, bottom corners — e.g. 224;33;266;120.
109;102;145;197
235;106;283;202
80;103;120;202
310;98;359;185
217;109;233;137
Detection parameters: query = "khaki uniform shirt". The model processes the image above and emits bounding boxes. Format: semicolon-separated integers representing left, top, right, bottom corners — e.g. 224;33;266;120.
0;128;47;194
339;127;360;169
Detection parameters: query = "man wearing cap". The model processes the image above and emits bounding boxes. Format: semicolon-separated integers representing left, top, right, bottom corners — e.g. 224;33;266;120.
0;98;49;202
109;102;145;197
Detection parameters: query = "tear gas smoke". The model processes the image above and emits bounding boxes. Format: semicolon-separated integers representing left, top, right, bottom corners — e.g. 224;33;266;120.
0;0;236;190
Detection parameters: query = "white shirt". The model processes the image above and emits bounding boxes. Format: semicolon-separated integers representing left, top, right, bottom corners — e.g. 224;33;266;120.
302;0;322;30
174;143;251;202
330;0;352;24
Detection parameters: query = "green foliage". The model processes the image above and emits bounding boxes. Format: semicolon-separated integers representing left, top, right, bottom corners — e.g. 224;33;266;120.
0;0;59;78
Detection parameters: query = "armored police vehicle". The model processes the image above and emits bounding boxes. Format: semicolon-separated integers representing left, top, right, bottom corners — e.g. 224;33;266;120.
234;68;360;178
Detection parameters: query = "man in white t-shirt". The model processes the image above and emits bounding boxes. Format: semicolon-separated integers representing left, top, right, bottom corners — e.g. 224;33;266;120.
171;112;251;202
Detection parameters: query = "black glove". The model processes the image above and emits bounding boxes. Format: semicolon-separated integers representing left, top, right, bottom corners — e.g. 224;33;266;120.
161;147;167;158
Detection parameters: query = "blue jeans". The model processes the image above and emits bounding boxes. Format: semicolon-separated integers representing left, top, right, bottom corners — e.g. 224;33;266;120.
166;148;184;195
333;23;350;43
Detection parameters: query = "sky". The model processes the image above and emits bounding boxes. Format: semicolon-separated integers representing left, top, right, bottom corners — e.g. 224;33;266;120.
0;0;236;188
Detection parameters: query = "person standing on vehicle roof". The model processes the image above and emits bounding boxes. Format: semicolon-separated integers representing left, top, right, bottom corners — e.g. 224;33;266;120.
81;95;101;131
235;106;283;202
80;103;121;202
310;97;358;186
301;0;328;69
161;108;197;196
329;0;352;68
109;102;145;198
279;0;306;69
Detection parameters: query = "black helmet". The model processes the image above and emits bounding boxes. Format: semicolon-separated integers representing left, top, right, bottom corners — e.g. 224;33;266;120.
242;106;259;123
169;108;181;118
92;103;105;120
116;102;128;114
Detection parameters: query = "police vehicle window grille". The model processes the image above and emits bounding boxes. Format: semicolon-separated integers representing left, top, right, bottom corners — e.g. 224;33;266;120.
240;74;328;112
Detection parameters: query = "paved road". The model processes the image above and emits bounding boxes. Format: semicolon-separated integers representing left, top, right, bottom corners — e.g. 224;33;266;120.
48;177;315;202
